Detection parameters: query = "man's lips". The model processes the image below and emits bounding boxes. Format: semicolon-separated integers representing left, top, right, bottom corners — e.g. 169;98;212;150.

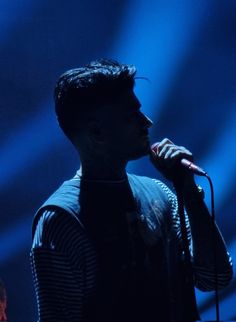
140;131;150;143
140;129;149;137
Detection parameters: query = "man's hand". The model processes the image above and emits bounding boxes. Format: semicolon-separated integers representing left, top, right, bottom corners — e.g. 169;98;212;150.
149;138;195;188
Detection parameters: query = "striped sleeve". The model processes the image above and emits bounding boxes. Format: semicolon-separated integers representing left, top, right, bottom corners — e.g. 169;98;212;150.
154;180;233;291
154;180;193;252
192;255;233;291
30;209;97;322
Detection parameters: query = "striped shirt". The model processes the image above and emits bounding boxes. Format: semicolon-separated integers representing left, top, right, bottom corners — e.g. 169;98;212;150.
30;174;233;322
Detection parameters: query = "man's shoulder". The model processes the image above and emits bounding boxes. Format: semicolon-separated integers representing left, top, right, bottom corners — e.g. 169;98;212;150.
127;172;167;191
40;175;81;212
127;172;156;182
32;175;83;237
127;173;175;205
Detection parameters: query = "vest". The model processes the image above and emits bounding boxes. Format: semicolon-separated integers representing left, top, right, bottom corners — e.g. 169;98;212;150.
32;173;199;322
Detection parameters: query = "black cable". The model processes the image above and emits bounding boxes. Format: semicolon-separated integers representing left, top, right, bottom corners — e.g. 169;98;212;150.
176;186;200;321
177;172;220;321
205;174;220;322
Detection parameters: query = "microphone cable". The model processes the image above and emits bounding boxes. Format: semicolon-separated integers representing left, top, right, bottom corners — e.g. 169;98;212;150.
205;173;220;322
150;143;221;320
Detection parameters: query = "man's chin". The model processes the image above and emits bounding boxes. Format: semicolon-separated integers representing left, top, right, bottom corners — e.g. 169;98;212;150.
128;145;150;161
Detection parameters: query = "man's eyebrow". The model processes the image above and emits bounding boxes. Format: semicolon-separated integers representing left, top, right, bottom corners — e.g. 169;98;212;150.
129;106;140;113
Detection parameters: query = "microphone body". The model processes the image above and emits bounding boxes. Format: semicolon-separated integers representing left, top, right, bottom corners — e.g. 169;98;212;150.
150;142;207;177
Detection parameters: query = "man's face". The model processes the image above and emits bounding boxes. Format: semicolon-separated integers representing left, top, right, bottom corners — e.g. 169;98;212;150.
98;89;153;162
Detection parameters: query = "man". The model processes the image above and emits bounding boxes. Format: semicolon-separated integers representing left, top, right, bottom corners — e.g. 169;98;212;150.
31;59;232;322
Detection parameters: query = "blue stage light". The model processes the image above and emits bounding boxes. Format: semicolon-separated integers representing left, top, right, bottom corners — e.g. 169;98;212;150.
0;105;63;189
0;0;39;43
110;0;213;118
0;217;32;264
198;105;236;210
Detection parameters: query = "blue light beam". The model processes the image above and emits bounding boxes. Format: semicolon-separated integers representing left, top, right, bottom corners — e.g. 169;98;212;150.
0;0;41;43
110;0;213;118
0;105;63;189
0;217;32;264
196;104;236;209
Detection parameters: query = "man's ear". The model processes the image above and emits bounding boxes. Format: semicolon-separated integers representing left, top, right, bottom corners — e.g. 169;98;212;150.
87;119;105;144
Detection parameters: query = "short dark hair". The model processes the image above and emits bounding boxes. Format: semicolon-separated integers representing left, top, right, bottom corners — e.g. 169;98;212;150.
54;58;136;142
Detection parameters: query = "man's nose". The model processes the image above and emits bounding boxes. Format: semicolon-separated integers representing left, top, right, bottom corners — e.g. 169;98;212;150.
142;114;153;128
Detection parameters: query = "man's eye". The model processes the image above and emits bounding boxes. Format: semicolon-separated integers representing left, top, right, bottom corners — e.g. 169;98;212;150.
132;111;141;117
127;113;137;119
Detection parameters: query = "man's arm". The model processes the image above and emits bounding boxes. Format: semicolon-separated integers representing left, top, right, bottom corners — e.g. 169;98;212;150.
182;179;233;290
31;209;94;321
150;138;233;291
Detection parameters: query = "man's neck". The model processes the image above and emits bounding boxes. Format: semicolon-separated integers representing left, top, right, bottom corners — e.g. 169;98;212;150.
78;159;128;182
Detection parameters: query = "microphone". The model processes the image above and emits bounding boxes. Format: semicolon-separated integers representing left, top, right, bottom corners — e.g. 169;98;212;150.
150;142;207;177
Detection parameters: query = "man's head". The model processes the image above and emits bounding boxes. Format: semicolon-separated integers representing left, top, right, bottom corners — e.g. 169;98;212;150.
54;59;152;162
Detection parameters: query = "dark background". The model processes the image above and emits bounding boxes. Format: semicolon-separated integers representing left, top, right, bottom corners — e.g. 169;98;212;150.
0;0;236;320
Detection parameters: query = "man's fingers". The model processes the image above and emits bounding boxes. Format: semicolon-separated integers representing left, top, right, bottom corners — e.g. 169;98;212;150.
164;147;176;159
150;139;195;184
170;149;193;161
151;139;194;169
